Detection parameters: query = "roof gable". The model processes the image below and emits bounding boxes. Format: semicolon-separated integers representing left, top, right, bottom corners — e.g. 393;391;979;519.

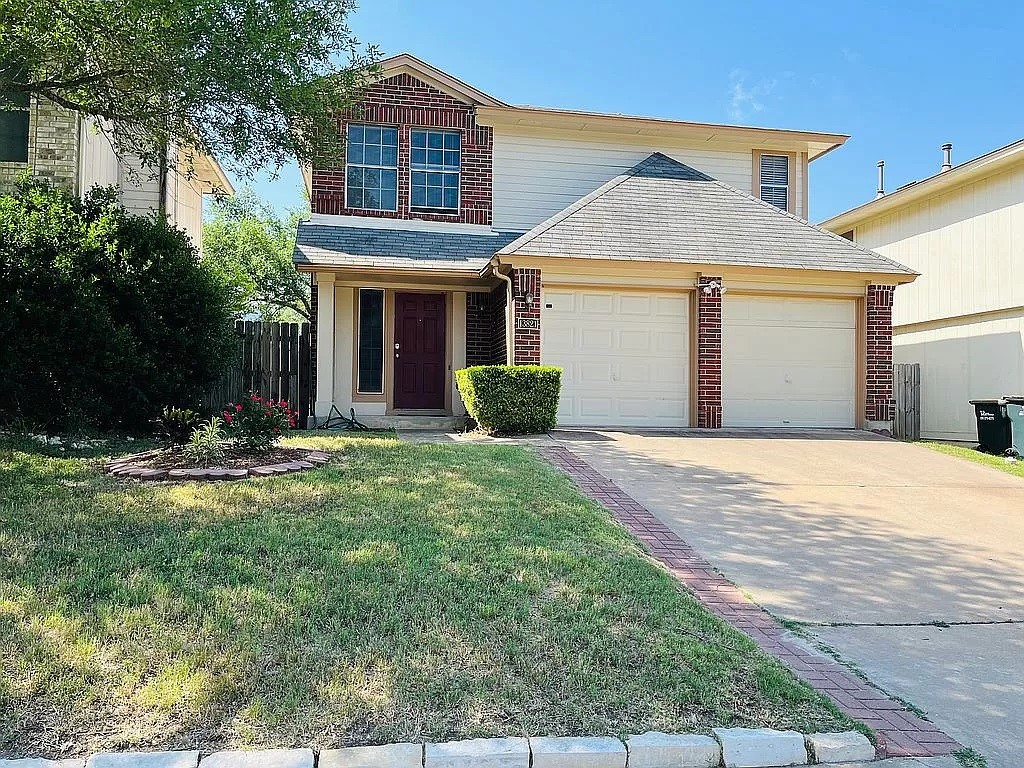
377;53;505;107
499;153;916;277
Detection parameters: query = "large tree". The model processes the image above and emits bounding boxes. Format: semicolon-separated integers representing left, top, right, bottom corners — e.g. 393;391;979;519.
203;188;311;321
0;0;378;176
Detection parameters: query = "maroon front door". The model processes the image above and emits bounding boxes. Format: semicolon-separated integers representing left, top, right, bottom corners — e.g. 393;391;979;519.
394;292;446;410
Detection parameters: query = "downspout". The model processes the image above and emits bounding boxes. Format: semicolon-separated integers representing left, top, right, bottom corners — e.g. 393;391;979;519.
494;268;514;365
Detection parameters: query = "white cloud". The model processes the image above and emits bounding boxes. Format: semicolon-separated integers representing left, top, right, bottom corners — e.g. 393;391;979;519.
728;70;777;122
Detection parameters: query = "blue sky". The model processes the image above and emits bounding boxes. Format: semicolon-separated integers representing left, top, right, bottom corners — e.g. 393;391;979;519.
239;0;1024;223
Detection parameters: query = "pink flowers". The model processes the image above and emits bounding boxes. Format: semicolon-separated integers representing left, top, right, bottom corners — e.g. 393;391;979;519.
223;392;294;449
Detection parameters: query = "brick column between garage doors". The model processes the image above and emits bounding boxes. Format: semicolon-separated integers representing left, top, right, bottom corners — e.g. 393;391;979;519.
865;284;895;426
696;277;723;429
511;268;541;365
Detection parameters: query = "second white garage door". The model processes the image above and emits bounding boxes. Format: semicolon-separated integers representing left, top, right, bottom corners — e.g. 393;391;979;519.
723;296;857;428
542;289;689;427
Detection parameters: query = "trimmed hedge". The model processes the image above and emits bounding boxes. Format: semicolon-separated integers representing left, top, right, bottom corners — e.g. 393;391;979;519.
455;365;562;435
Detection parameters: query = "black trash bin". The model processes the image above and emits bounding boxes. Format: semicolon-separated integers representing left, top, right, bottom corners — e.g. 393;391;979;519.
969;398;1011;454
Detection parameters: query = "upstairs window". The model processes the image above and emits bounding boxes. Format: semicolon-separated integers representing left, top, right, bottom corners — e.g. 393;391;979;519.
0;86;29;163
346;124;398;211
410;129;460;212
759;153;790;211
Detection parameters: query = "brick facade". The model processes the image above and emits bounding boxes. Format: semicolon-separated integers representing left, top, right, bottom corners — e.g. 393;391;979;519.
0;98;79;193
696;277;723;429
466;287;507;366
865;284;895;424
311;73;493;225
511;268;541;365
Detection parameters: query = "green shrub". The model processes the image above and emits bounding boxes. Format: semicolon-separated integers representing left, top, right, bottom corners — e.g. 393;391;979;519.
154;406;202;445
0;177;235;431
183;417;227;467
455;365;562;435
223;393;296;450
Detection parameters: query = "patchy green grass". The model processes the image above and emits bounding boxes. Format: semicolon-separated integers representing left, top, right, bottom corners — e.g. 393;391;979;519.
923;441;1024;479
0;432;854;757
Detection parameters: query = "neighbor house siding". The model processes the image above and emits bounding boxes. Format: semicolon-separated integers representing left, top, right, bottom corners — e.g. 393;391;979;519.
0;98;79;193
78;119;119;195
490;128;754;232
854;162;1024;328
850;160;1024;439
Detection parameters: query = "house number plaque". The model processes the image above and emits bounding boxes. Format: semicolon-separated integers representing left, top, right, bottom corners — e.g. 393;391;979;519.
515;317;540;330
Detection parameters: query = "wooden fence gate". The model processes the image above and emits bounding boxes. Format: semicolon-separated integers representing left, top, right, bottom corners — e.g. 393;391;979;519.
203;320;312;423
892;362;921;441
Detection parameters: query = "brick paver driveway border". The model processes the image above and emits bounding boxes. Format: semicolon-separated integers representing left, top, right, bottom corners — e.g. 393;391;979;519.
537;443;961;759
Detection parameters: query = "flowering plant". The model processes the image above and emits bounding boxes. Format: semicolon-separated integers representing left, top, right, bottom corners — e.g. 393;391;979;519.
222;393;296;450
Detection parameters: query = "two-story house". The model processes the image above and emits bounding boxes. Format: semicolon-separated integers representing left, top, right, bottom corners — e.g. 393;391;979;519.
0;95;232;248
823;140;1024;441
294;54;916;431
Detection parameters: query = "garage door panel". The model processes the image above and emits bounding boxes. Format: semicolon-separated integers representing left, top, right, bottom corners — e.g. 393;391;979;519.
723;296;856;428
543;289;689;428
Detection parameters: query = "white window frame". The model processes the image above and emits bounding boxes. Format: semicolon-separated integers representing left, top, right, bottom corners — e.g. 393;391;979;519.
758;153;791;212
356;287;386;395
408;128;461;214
345;124;399;212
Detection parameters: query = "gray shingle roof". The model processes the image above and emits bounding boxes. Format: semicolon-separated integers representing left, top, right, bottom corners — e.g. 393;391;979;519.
499;153;917;276
293;223;523;272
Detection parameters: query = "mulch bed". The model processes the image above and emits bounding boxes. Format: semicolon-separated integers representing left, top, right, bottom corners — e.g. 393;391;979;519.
104;446;331;482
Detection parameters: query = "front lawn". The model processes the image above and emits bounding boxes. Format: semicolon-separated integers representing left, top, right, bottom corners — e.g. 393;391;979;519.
923;440;1024;479
0;433;853;757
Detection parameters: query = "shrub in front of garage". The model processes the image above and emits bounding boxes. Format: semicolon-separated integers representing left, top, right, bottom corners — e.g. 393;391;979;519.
456;365;562;435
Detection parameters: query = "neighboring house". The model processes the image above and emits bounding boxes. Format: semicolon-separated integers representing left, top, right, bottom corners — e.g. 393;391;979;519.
294;53;916;430
822;140;1024;441
0;95;233;249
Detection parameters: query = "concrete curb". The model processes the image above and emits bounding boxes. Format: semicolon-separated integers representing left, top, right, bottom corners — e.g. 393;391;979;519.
0;730;884;768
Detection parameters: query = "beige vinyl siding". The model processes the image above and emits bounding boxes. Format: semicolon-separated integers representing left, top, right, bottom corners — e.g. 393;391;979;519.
850;159;1024;440
854;161;1024;327
491;128;753;232
115;148;206;249
78;119;119;196
894;311;1024;440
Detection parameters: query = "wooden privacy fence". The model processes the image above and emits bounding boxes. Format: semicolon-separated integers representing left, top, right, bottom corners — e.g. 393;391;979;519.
203;320;312;422
892;362;921;441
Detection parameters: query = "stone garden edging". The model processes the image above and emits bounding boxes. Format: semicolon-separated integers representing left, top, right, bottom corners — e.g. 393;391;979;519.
103;450;331;482
0;730;880;768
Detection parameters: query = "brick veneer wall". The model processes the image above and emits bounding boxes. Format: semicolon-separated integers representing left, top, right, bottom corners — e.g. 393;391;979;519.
696;277;723;429
511;268;541;365
0;98;79;193
312;73;492;225
466;284;512;366
865;284;895;424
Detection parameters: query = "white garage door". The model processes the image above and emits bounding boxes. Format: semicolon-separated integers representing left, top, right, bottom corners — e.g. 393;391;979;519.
542;289;689;427
723;296;857;428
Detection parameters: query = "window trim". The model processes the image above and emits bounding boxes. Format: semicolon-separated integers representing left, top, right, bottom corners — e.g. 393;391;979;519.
753;150;797;216
345;123;399;213
355;287;386;395
408;127;461;214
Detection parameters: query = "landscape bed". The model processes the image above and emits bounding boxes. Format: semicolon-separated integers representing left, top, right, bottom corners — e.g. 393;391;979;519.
0;432;855;757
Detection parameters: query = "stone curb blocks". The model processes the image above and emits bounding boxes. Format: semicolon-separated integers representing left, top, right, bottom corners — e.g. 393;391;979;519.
530;737;626;768
712;729;807;768
86;752;200;768
199;749;313;768
425;737;530;768
319;744;422;768
626;732;721;768
103;451;329;482
804;733;875;764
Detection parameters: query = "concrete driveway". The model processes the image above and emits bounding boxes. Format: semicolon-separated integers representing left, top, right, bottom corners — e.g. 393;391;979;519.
553;430;1024;768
